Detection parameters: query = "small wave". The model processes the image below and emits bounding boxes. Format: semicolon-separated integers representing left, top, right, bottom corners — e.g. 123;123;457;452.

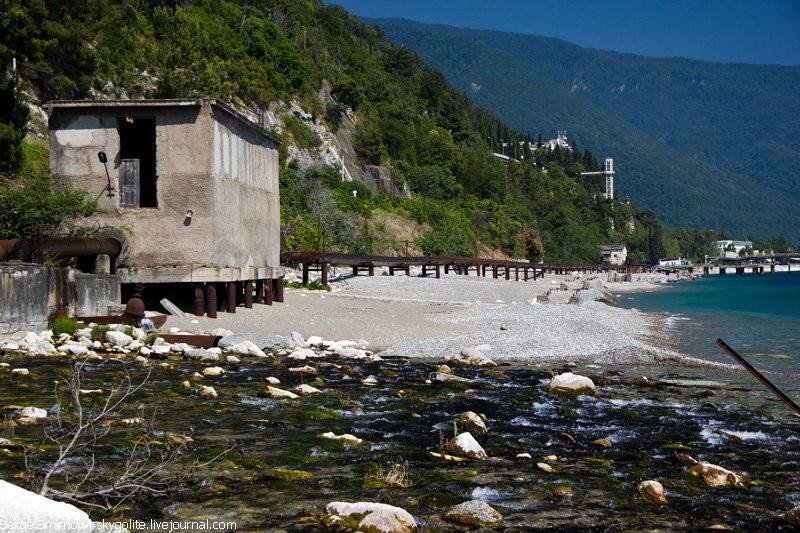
471;486;502;500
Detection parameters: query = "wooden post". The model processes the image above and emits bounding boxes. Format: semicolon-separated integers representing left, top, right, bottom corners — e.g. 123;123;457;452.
302;263;310;285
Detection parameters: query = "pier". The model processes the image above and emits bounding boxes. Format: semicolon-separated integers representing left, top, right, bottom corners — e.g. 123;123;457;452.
283;251;650;287
701;253;798;275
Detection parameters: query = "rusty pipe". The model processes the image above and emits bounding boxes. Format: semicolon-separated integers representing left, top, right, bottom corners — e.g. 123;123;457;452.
5;237;121;262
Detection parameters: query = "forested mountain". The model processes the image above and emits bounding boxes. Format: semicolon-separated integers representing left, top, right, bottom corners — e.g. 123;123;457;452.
0;1;789;266
373;19;800;243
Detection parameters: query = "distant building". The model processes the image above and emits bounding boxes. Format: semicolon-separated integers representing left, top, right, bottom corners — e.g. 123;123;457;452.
601;245;627;266
543;130;571;151
657;257;692;269
47;98;283;315
716;240;754;258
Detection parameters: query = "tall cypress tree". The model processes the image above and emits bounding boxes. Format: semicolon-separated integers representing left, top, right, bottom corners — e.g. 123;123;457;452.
0;55;28;174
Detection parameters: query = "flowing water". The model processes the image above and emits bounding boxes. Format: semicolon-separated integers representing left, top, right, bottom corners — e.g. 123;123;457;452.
2;342;799;531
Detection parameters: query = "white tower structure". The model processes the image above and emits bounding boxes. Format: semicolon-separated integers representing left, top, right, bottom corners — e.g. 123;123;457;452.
580;157;615;199
604;157;614;200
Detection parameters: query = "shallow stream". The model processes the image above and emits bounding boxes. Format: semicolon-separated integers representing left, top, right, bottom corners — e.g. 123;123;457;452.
2;351;799;531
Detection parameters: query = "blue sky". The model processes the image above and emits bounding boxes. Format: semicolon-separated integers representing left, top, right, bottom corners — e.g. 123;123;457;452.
326;0;800;65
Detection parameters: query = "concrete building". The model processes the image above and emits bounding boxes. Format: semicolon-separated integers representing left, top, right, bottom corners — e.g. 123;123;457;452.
716;240;754;259
47;99;283;315
601;245;627;266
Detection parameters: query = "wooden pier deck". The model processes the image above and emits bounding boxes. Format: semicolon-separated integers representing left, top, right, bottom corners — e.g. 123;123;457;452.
283;251;650;286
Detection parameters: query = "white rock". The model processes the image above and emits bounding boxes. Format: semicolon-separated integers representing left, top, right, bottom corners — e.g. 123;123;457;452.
362;375;379;386
105;330;133;347
288;365;316;374
444;500;503;527
11;368;30;375
0;480;96;533
537;462;555;473
223;340;267;358
325;501;415;533
138;346;151;356
225;355;240;363
547;372;596;397
208;347;222;355
319;432;363;444
210;328;233;338
19;406;48;419
306;335;325;347
458;411;488;435
198;385;218;398
263;386;299;399
443;432;487;460
151;344;171;355
516;453;532;459
264;376;281;385
293;384;322;395
201;366;225;377
288;347;316;360
134;355;150;365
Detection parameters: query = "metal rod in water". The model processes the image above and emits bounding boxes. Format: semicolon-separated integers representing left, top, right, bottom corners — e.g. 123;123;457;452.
717;338;800;416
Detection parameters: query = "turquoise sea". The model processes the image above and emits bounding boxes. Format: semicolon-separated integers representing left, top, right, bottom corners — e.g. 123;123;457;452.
616;271;800;398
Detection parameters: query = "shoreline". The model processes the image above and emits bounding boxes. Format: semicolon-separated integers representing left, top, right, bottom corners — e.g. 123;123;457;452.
163;269;726;369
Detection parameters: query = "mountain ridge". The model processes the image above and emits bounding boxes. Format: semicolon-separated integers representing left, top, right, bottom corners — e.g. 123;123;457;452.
371;18;800;242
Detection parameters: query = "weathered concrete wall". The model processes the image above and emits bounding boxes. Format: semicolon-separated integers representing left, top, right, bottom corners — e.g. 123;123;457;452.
0;263;48;333
48;100;281;283
0;263;121;334
210;105;280;269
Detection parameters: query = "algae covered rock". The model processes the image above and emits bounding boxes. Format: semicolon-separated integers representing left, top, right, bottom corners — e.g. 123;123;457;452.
444;499;503;527
638;480;668;504
687;462;746;488
458;411;488;435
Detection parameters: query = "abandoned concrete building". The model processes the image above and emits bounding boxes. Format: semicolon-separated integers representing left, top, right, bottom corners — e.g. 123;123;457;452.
601;245;628;266
47;98;283;317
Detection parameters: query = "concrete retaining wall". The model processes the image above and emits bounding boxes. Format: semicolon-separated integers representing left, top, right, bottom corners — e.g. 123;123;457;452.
0;262;121;334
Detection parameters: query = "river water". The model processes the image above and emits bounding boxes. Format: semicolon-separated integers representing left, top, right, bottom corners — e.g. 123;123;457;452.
2;274;800;531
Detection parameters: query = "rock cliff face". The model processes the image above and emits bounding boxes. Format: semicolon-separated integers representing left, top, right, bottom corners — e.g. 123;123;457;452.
258;86;407;197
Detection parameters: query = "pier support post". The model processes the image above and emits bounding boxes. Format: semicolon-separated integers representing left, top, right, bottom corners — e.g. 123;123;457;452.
193;283;205;317
255;279;264;304
226;282;236;313
274;276;284;303
435;265;441;278
244;281;253;309
302;263;310;285
264;279;273;305
321;262;328;286
206;283;217;319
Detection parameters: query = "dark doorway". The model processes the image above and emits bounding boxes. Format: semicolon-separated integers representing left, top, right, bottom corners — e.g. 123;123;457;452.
118;117;157;208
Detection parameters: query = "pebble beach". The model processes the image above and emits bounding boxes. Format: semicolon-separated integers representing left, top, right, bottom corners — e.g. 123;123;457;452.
165;268;716;367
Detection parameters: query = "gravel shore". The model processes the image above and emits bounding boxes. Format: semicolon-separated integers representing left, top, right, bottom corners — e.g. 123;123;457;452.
164;269;717;367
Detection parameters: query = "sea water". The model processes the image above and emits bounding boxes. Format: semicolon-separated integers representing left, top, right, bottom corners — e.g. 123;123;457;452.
616;271;800;393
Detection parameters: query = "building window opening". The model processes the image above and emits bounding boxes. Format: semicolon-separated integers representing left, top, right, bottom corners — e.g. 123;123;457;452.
118;117;157;208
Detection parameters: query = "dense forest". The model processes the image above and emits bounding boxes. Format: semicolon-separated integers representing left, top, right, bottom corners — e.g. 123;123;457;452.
0;0;790;264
